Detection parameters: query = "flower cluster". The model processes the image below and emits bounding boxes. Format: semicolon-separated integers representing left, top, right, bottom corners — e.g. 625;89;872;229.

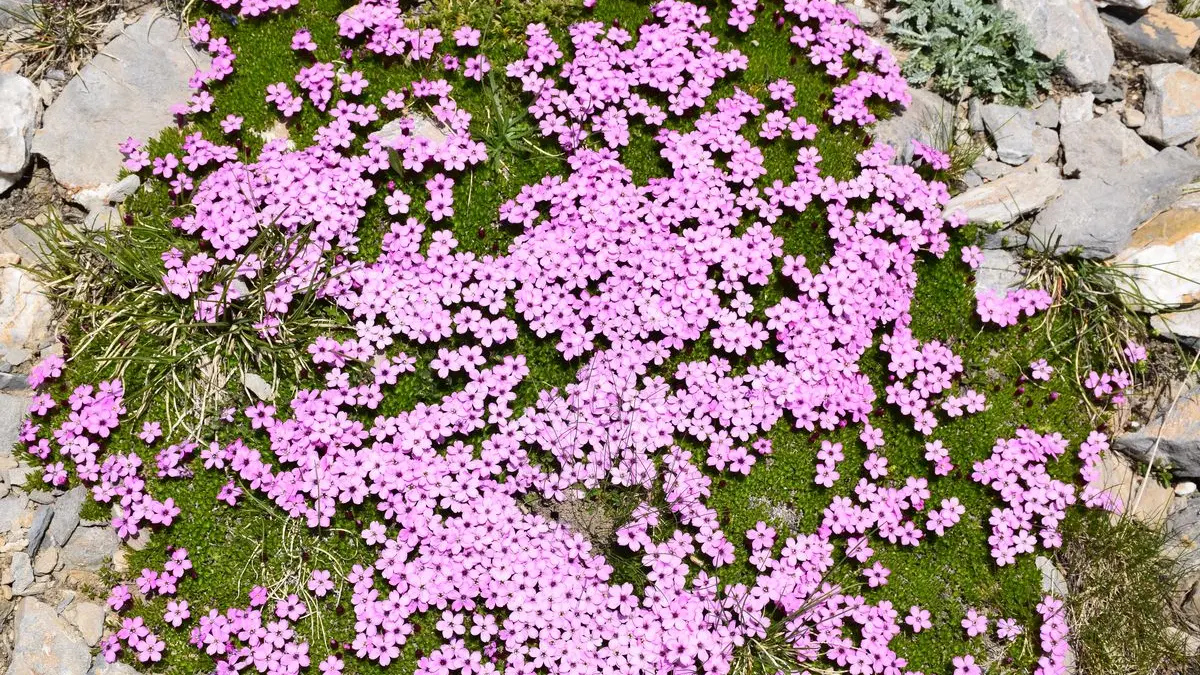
22;0;1117;673
971;430;1076;565
975;287;1052;327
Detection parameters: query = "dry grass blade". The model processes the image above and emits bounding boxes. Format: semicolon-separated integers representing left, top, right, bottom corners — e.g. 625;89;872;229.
0;0;120;79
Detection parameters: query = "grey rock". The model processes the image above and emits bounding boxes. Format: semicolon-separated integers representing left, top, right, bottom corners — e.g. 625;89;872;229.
870;89;955;164
1059;93;1095;125
33;11;211;190
1100;0;1154;9
0;492;27;533
243;372;275;401
847;3;879;27
90;659;141;675
1059;113;1156;177
7;463;35;487
1116;384;1200;477
3;346;30;366
1033;99;1060;128
98;16;125;45
0;0;28;29
1027;147;1200;258
1036;555;1069;597
0;74;40;195
1102;7;1200;65
1113;192;1200;308
6;597;91;675
945;164;1063;225
1142;63;1200;147
0;372;30;390
107;174;141;203
1124;107;1146;128
48;486;85;547
1094;79;1126;103
997;0;1114;90
1153;307;1200;348
61;526;118;571
32;546;57;575
25;503;51;558
1167;496;1200;569
0;222;47;266
56;589;75;613
71;174;141;213
70;601;104;647
37;80;52;108
967;98;985;133
81;206;120;232
981;225;1026;250
125;527;150;552
0;392;29;456
1031;126;1060;164
10;551;32;594
981;104;1036;165
972;159;1014;182
961;169;984;189
0;267;53;355
975;248;1025;294
26;489;52;504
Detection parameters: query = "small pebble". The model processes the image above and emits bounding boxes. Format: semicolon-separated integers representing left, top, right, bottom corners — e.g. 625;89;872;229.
1176;482;1197;497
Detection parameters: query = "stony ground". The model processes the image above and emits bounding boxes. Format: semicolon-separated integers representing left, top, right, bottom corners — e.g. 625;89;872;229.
0;0;1199;673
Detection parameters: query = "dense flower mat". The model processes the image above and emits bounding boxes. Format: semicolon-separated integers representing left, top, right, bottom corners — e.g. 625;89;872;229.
21;1;1138;674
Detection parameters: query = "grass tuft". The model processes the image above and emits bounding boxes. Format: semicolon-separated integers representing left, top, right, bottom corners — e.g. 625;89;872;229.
0;0;119;78
1020;241;1183;396
27;204;336;435
1058;513;1198;675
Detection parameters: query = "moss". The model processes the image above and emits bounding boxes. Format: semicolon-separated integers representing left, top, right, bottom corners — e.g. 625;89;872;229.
37;2;1111;674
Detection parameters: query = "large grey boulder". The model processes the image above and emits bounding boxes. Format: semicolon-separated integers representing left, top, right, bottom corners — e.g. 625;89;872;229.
997;0;1114;91
1116;384;1200;478
870;89;954;164
1059;113;1156;178
1142;64;1200;147
945;164;1062;225
0;74;40;195
1102;8;1200;65
1114;191;1200;308
1027;148;1200;258
5;598;91;675
981;104;1036;165
33;10;210;191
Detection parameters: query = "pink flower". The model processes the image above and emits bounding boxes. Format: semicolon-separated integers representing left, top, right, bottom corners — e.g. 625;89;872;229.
961;245;983;269
307;569;334;597
163;600;190;627
905;606;931;632
863;562;890;587
962;608;988;637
